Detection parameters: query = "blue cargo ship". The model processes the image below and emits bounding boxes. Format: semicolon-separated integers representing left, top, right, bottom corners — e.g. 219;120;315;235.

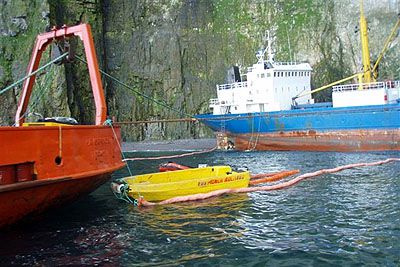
196;4;400;151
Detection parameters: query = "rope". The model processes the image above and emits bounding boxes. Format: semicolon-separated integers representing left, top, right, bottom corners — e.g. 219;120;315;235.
74;55;192;118
0;52;69;96
105;119;144;204
246;114;262;151
111;183;135;204
123;146;217;161
103;119;133;176
104;119;146;203
12;61;65;126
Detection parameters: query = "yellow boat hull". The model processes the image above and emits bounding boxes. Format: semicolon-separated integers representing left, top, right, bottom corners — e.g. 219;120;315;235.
122;166;250;202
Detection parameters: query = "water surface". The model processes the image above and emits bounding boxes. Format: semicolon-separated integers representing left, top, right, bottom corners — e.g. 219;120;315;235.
1;151;399;266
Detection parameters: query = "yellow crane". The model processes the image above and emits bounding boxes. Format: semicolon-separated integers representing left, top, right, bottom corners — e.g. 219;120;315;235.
293;0;400;101
359;0;373;83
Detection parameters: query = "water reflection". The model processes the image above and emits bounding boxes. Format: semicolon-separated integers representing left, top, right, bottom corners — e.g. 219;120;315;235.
1;150;399;266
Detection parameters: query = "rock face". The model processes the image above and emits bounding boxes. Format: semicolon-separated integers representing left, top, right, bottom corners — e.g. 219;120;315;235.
0;0;399;140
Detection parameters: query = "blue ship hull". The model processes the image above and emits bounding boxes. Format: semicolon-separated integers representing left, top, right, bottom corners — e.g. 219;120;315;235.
196;104;400;151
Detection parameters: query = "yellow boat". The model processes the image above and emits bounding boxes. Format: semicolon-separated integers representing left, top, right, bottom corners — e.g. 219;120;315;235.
113;166;250;202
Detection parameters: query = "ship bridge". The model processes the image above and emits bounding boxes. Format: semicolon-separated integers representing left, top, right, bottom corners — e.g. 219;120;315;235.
210;30;314;115
210;58;313;115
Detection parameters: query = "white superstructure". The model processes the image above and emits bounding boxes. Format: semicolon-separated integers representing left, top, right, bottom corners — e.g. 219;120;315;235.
332;81;400;108
210;32;313;115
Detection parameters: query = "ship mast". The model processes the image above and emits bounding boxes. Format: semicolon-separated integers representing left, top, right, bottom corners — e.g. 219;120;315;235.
359;0;374;83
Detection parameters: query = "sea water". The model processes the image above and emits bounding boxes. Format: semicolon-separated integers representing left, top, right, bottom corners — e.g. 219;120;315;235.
0;150;399;266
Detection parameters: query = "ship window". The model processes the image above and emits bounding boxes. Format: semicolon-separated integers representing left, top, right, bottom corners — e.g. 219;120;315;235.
274;72;276;77
267;73;271;77
261;73;265;78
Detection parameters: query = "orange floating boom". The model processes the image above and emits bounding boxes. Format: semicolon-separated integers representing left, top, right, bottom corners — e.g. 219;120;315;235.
249;170;300;185
250;172;280;179
137;158;399;207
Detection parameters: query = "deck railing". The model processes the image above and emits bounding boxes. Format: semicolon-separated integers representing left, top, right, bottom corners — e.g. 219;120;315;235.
333;80;400;92
273;61;305;66
217;81;248;90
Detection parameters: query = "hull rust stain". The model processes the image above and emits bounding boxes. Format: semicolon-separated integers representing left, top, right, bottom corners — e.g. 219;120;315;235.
234;129;400;151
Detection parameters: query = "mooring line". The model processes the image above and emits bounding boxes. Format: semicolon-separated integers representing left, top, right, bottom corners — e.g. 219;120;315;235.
0;52;69;95
122;146;218;161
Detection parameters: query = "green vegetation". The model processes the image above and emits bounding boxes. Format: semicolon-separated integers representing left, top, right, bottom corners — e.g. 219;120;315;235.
1;0;398;138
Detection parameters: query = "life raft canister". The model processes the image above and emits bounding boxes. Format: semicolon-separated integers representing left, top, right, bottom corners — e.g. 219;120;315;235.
158;162;191;172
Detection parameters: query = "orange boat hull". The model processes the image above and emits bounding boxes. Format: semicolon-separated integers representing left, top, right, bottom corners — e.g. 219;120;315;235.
0;125;125;227
0;24;125;228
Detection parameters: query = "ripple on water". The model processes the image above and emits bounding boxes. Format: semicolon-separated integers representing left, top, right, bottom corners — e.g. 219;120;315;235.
1;151;399;266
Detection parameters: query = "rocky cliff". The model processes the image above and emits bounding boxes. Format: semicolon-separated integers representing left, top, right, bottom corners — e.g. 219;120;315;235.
1;0;399;141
